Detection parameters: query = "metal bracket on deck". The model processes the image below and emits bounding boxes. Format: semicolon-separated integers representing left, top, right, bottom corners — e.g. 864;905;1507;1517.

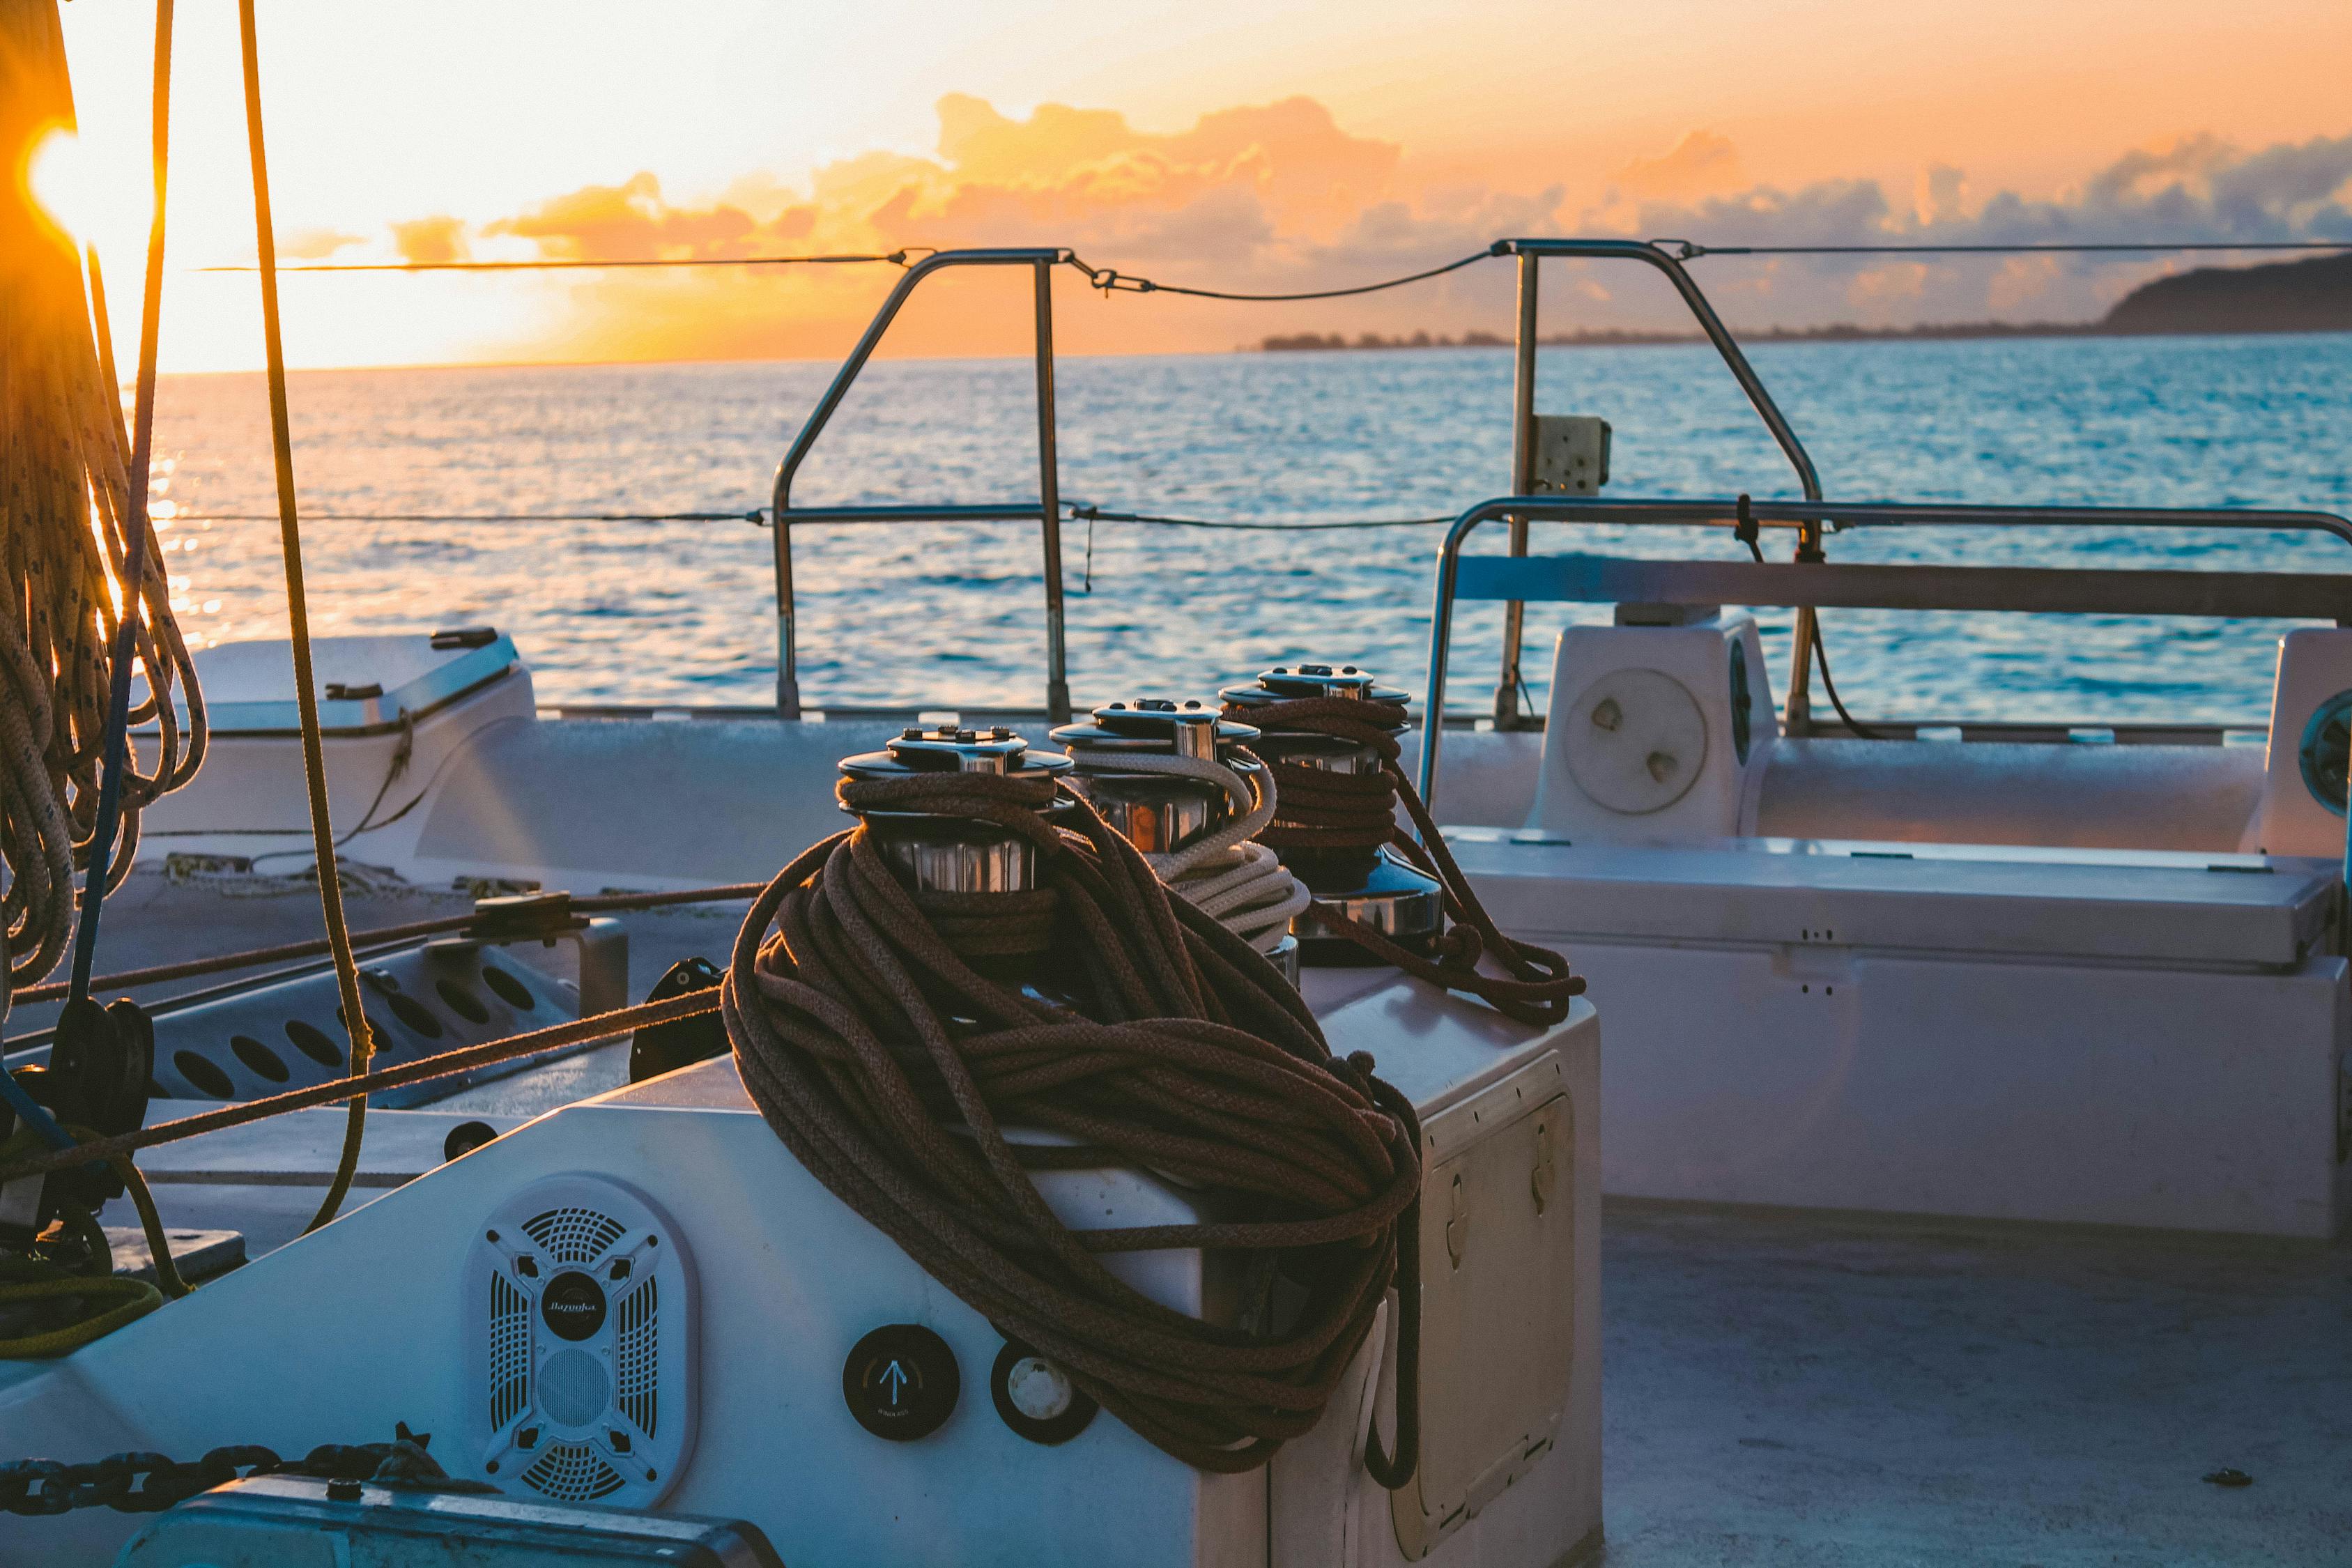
463;893;628;1018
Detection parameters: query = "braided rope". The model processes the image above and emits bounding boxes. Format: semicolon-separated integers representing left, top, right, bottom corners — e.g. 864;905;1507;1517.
1066;746;1310;955
724;770;1421;1477
1226;695;1584;1026
1;1;205;1001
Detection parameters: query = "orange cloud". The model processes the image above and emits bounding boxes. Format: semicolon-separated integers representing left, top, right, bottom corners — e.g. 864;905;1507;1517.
392;215;470;265
354;102;2352;364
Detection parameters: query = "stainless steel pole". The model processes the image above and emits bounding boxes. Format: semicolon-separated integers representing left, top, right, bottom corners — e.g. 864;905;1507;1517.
1494;253;1540;725
773;518;799;718
1035;259;1071;723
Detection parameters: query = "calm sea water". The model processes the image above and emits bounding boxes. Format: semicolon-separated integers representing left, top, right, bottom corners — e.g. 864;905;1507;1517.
150;334;2352;722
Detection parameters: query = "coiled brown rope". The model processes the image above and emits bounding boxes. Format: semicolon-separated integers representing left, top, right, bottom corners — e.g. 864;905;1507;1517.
723;769;1423;1477
1227;695;1583;1027
1;0;206;995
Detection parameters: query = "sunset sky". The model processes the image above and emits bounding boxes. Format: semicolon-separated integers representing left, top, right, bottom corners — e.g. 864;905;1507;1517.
39;0;2352;371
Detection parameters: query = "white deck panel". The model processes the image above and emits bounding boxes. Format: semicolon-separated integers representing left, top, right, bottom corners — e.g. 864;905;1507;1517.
1446;831;2336;969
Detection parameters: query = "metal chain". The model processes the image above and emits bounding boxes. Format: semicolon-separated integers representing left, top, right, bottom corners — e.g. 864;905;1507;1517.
0;1427;454;1516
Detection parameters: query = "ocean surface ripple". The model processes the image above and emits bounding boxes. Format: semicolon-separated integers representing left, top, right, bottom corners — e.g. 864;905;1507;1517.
151;333;2352;722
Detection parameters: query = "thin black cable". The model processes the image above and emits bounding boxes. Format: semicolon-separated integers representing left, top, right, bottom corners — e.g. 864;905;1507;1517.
1809;623;1886;741
1066;505;1451;532
197;252;917;275
178;510;764;524
1066;246;1498;302
1665;239;2352;259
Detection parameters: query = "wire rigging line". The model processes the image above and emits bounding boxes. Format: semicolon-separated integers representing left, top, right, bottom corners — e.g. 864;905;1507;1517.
176;510;767;525
1066;246;1498;301
1659;239;2352;259
197;251;924;275
1065;505;1452;532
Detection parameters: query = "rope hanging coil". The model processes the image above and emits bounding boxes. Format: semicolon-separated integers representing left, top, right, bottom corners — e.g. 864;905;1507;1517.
723;769;1422;1477
1063;745;1310;955
1227;694;1585;1026
1;0;205;1001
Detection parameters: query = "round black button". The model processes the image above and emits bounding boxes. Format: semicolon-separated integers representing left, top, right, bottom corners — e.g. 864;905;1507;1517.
990;1340;1098;1445
540;1270;607;1342
843;1324;959;1440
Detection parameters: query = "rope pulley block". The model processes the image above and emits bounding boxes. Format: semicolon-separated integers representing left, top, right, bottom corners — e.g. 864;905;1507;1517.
1218;666;1444;964
1050;699;1307;978
0;999;153;1249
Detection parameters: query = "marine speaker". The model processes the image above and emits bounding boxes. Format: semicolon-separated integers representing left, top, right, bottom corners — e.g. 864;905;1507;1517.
463;1174;696;1508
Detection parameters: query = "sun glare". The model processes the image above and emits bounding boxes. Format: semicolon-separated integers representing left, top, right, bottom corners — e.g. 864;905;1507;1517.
25;128;135;249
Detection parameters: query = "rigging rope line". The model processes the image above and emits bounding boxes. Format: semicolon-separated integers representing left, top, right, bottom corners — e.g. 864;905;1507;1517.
236;0;379;1235
197;250;925;274
176;509;767;525
1661;239;2352;259
1;0;204;1022
1066;246;1497;301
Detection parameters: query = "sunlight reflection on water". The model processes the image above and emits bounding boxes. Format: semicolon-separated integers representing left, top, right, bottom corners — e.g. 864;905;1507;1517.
151;332;2352;720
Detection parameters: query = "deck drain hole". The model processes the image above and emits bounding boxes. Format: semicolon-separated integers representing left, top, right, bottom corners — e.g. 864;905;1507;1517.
436;978;491;1024
285;1019;342;1067
387;992;445;1038
229;1035;291;1083
174;1051;235;1100
481;965;536;1011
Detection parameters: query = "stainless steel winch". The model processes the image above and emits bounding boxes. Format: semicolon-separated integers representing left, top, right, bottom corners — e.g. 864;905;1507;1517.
836;723;1075;896
1217;664;1444;963
1050;698;1302;980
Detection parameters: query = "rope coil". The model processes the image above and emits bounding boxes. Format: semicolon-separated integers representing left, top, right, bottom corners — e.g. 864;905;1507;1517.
723;769;1421;1477
1064;746;1310;955
1227;694;1585;1026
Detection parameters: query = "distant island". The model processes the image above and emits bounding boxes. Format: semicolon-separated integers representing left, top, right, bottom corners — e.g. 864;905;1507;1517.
1256;249;2351;351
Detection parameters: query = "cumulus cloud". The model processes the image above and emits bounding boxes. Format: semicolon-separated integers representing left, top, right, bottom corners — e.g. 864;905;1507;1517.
367;100;2352;360
283;227;364;261
391;215;471;266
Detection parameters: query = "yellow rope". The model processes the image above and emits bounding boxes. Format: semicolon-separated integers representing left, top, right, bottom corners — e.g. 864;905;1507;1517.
231;0;376;1235
0;1125;185;1358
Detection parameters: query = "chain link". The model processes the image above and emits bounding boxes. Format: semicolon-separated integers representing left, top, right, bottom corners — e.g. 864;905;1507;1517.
0;1430;444;1516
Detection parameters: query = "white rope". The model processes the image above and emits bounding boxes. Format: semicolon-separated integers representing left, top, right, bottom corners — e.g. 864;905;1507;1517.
1070;746;1310;954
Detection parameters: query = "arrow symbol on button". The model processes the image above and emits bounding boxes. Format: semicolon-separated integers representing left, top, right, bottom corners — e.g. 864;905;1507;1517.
881;1360;910;1403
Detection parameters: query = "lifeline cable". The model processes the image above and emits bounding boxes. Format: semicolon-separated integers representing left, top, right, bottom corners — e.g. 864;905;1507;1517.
1229;693;1583;1026
3;879;766;1012
236;0;376;1234
198;250;919;275
0;987;723;1187
1068;245;1496;302
723;769;1422;1478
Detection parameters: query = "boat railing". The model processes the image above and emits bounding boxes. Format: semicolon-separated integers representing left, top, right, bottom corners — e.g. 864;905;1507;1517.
769;247;1076;721
765;238;1840;724
1480;240;1827;728
1415;493;2352;907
